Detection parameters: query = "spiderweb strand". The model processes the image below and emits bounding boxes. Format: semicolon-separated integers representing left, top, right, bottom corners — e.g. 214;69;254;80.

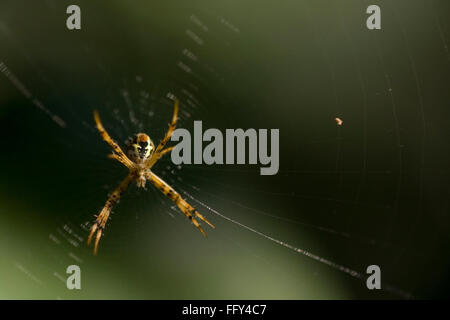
182;190;413;299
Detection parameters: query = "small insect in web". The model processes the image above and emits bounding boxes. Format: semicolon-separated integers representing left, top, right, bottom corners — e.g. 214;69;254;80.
334;117;343;126
87;99;215;254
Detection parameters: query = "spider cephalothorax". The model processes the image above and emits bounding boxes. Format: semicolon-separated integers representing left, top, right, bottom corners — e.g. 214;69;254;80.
87;100;214;255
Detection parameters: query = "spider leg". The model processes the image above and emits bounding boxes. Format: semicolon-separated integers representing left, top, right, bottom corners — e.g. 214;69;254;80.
146;171;214;236
93;110;134;169
107;153;132;168
155;99;179;154
156;146;174;158
144;146;174;169
145;100;179;169
87;174;133;255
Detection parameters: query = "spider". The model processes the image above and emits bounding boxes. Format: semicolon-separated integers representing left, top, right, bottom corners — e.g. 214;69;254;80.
87;99;215;254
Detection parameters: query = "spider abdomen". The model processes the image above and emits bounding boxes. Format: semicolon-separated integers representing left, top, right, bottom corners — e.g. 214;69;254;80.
126;133;155;163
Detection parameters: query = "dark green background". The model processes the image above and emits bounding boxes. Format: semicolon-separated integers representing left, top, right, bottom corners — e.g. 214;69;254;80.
0;0;449;299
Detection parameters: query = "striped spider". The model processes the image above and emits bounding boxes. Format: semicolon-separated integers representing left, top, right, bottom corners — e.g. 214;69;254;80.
87;100;214;254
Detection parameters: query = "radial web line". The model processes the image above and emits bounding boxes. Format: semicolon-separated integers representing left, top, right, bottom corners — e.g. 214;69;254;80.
182;190;413;299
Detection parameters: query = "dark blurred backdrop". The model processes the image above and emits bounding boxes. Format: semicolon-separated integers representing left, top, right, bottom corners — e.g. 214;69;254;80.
0;0;449;299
